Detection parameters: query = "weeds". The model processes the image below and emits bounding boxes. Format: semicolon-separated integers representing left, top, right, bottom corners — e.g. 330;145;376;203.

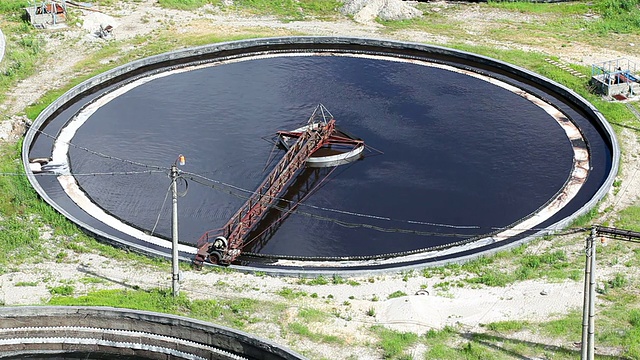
387;290;407;299
288;322;343;344
371;326;418;359
485;320;529;333
277;287;307;299
298;308;327;323
49;285;74;296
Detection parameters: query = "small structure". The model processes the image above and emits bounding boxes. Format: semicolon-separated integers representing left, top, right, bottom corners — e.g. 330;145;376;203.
97;23;114;39
25;0;67;29
591;58;640;100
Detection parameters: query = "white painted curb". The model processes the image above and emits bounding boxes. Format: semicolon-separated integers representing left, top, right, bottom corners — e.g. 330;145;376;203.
0;28;5;64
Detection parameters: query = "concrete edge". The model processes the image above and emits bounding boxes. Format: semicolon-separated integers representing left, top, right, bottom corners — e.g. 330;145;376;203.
21;36;620;277
0;306;308;360
0;28;5;64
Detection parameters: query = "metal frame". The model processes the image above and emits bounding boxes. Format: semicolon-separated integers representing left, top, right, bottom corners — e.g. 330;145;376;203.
195;111;338;265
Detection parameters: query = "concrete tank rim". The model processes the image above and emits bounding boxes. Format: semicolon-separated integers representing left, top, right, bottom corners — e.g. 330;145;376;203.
21;36;620;276
0;27;5;64
0;305;309;360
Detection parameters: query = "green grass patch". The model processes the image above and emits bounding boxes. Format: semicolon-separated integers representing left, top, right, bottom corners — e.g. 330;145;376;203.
157;0;342;20
15;281;38;287
0;0;30;14
487;0;590;16
485;320;529;333
371;326;419;359
467;249;578;287
298;308;327;323
48;288;186;311
378;10;465;38
427;340;496;360
588;0;640;34
387;290;407;299
49;285;74;296
615;205;640;232
0;216;42;264
157;0;221;10
0;28;44;105
48;288;265;329
79;276;107;284
277;287;307;299
232;0;342;21
467;268;513;287
305;275;329;285
487;0;640;37
540;309;583;339
287;322;343;344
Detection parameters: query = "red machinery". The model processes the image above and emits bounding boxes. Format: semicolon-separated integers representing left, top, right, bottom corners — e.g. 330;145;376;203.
193;105;363;266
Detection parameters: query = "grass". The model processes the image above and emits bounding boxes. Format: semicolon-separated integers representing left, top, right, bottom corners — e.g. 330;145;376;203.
615;205;640;232
298;308;327;323
49;287;265;329
49;285;74;296
232;0;342;21
157;0;341;21
371;326;419;359
157;0;221;10
485;320;529;333
0;3;43;105
288;322;343;344
387;290;407;299
378;0;640;64
277;287;307;299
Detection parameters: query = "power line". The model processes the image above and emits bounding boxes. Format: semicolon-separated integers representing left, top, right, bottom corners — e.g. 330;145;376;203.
22;128;593;238
0;170;166;176
32;128;170;172
150;182;173;236
183;171;481;231
185;173;588;239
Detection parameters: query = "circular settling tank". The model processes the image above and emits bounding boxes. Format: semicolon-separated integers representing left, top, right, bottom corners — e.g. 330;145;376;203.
23;37;618;273
0;306;306;360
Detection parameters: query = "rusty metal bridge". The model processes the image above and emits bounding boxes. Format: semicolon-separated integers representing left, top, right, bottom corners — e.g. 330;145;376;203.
194;106;348;266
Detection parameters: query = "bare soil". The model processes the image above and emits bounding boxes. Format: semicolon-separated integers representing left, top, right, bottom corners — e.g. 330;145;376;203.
1;1;640;359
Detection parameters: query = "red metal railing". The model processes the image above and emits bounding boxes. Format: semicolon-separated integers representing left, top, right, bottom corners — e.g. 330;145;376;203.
195;119;336;264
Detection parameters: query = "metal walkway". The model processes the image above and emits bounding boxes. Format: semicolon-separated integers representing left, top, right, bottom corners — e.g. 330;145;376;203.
195;113;337;265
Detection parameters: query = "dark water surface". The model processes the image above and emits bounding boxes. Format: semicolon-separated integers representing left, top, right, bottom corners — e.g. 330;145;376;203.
31;53;607;258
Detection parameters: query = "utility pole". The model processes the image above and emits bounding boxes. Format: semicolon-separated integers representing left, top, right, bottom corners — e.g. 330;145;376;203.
581;226;597;360
579;225;640;360
171;154;185;297
588;226;596;360
580;227;593;360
